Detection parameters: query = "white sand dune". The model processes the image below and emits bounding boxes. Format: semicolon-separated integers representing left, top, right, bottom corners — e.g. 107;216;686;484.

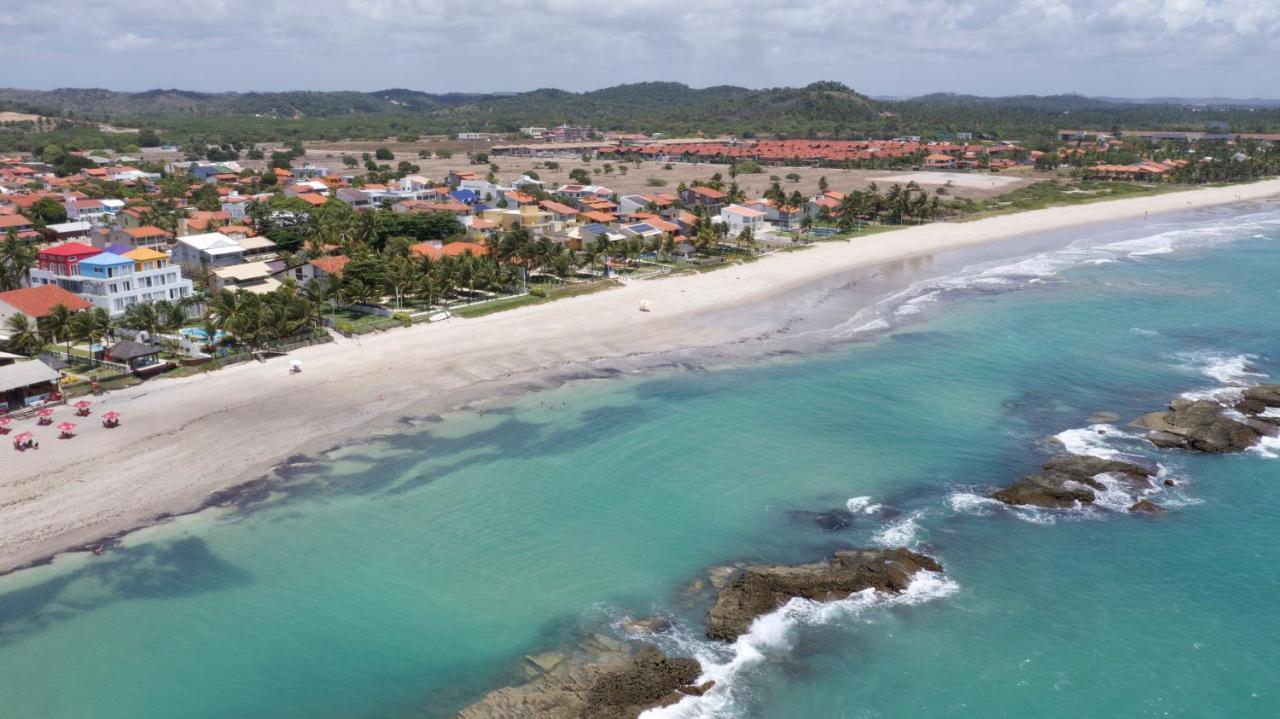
3;179;1279;573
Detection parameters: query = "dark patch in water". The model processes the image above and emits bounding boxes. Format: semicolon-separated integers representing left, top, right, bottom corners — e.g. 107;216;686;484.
789;508;857;533
0;537;250;646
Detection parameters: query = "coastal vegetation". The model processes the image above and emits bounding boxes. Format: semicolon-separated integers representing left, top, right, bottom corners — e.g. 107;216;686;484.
6;82;1280;155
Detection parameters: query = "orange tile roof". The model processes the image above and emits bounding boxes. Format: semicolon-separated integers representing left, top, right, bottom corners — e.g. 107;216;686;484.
539;200;578;215
309;255;351;276
296;193;328;206
410;241;490;260
0;285;94;317
580;211;617;224
122;226;172;239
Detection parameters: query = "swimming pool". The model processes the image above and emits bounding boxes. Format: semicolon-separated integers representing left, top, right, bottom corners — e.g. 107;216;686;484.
180;327;227;344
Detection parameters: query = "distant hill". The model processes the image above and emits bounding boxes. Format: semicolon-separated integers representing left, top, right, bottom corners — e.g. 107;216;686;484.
437;81;883;135
3;83;1280;147
0;87;497;119
0;82;883;134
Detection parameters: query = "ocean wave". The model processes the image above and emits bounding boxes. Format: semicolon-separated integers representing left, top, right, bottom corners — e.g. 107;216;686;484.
1173;351;1268;386
845;496;883;514
641;571;958;719
1248;435;1280;460
829;207;1280;341
1052;424;1140;459
871;511;925;547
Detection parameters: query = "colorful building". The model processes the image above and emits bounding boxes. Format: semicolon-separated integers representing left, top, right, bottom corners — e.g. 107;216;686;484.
29;242;194;316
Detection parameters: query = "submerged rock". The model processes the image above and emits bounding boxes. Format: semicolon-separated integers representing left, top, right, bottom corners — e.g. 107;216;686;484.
789;508;856;532
991;455;1155;509
1136;399;1263;453
621;616;672;636
704;547;942;642
459;640;702;719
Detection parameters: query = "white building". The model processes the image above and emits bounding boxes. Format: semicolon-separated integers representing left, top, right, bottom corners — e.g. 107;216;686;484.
30;243;193;316
171;232;246;269
720;204;766;237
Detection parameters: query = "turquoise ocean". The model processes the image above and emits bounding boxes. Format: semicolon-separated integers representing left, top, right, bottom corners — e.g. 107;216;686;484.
2;203;1280;718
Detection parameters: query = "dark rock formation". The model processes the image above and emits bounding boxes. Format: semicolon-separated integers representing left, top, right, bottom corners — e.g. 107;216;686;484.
1129;499;1167;515
458;636;704;719
1136;399;1265;453
705;548;942;642
1242;384;1280;409
585;645;704;717
991;455;1154;509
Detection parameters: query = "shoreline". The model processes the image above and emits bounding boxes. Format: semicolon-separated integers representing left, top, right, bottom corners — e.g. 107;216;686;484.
3;180;1280;576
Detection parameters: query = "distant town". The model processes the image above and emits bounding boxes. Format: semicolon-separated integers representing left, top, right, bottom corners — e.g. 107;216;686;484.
2;113;1279;413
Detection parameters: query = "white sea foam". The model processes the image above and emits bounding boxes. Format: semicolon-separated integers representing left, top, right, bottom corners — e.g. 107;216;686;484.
872;511;925;547
1089;473;1143;513
845;496;883;514
1174;351;1268;386
641;571;959;718
1261;407;1280;419
1053;424;1131;459
1179;386;1247;404
829;208;1280;342
1248;435;1280;460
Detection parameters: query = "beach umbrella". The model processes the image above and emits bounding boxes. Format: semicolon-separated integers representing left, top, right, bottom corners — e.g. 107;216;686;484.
74;400;91;409
103;411;120;420
0;417;10;427
58;422;76;432
36;408;55;417
14;431;32;441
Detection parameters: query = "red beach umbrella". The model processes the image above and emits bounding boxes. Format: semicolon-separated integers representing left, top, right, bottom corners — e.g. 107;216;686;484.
74;400;91;409
14;431;33;441
36;408;55;417
0;417;10;426
57;422;76;432
103;411;120;420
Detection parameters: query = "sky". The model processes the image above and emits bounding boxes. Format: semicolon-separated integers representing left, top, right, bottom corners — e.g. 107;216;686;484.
3;0;1279;99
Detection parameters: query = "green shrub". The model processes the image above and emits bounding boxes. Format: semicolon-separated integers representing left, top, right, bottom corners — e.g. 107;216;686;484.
645;177;667;187
392;312;412;327
528;287;548;298
335;320;355;336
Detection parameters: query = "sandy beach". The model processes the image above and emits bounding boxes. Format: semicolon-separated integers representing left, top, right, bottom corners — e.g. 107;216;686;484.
3;179;1279;574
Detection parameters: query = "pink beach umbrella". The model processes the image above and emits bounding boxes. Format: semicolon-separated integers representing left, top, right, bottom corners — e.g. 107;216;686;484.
13;431;33;442
103;411;120;420
57;422;76;438
36;408;55;417
0;417;11;432
74;400;91;409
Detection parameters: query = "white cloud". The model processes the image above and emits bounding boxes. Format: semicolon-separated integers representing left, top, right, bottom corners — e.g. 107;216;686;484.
0;0;1277;97
106;33;158;51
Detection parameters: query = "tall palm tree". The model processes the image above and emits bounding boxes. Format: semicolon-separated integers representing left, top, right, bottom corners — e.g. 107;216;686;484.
121;302;162;340
3;313;41;356
67;311;98;358
41;303;75;358
0;229;37;291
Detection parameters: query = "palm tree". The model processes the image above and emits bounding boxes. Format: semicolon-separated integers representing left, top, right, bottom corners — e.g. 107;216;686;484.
0;229;37;291
121;302;162;340
91;307;114;346
41;303;75;358
3;313;41;356
67;311;98;358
